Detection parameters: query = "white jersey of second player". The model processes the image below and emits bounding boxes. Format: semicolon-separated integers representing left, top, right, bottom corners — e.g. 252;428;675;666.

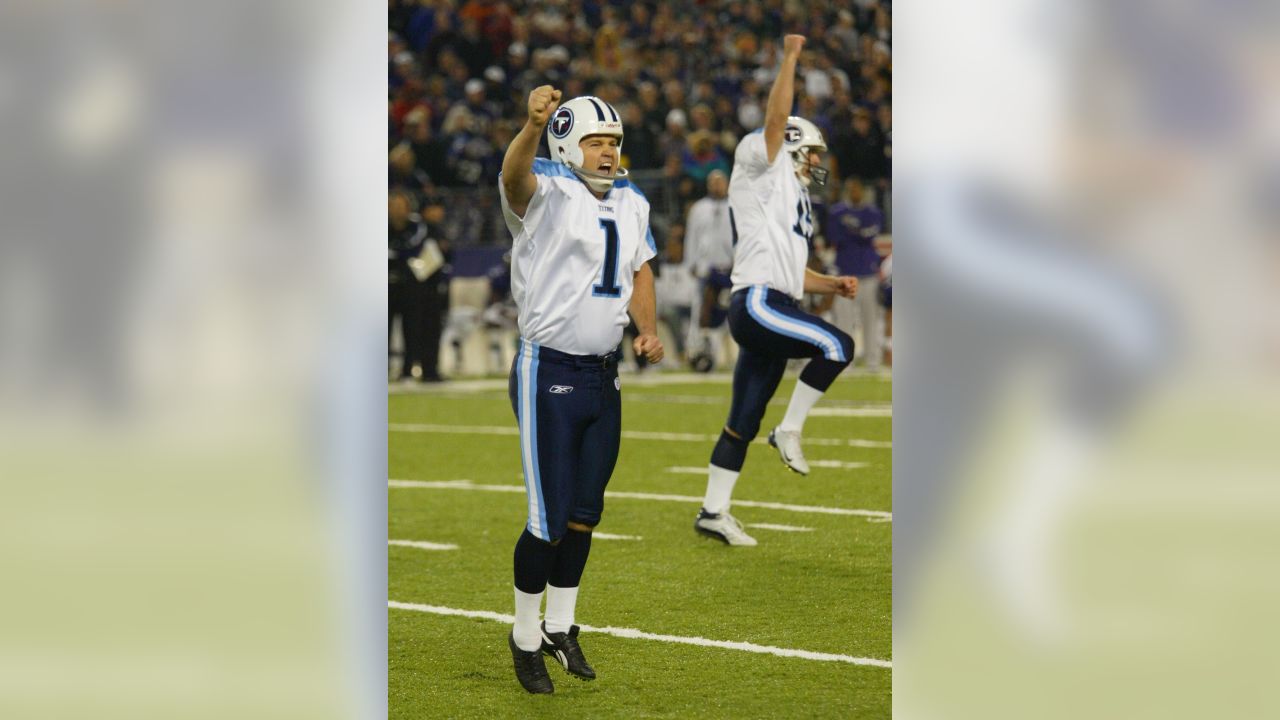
499;157;657;356
728;130;814;300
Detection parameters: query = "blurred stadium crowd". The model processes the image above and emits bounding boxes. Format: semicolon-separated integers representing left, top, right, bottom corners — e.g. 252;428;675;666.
388;0;892;379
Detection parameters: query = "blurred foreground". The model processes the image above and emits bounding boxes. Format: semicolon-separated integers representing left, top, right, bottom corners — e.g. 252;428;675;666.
895;0;1280;717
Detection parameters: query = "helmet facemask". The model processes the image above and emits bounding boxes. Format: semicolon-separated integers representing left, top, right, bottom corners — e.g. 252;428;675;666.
791;148;829;188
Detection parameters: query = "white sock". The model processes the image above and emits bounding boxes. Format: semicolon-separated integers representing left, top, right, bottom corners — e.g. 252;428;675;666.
512;587;544;651
702;464;740;515
543;584;580;633
779;380;824;434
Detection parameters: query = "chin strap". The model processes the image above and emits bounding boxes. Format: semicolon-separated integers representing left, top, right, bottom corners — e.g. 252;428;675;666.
573;165;628;183
572;165;628;193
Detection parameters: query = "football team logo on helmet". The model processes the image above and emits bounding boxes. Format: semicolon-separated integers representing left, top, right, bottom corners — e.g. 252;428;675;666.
784;125;803;144
550;107;575;139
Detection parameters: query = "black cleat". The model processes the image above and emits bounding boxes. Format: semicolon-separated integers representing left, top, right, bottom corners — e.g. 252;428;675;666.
509;631;554;694
540;622;596;680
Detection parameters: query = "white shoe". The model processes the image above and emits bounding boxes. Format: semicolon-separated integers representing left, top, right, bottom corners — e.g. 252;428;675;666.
694;509;757;546
768;427;810;475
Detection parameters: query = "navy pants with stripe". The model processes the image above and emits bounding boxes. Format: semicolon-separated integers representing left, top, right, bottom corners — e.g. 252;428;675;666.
508;339;621;542
721;286;854;444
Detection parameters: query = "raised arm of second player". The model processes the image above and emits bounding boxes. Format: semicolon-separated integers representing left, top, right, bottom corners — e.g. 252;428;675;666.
764;34;806;163
629;264;665;363
502;85;562;218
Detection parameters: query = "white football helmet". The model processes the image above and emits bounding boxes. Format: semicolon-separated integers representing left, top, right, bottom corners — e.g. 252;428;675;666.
783;116;829;188
546;95;628;193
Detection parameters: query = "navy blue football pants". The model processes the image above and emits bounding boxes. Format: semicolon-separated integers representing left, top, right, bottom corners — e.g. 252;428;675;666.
508;339;621;542
720;286;855;446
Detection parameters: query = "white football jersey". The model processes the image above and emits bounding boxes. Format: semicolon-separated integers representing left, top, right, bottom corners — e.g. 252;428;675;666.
685;195;735;276
728;131;814;300
499;158;657;356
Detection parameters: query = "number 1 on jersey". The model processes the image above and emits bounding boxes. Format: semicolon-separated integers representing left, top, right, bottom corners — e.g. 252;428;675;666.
792;196;813;240
593;218;622;297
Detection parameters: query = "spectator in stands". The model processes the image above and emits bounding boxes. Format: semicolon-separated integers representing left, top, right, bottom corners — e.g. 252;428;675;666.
402;109;453;188
654;224;696;363
621;103;662;170
418;202;452;383
389;144;430;207
684;170;735;369
456;16;494;74
682;131;730;188
389;190;428;380
833;105;887;183
826;178;886;370
388;0;892;283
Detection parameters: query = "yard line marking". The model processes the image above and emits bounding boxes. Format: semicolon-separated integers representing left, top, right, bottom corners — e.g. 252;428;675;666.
389;423;891;449
389;539;459;551
808;460;870;470
809;407;893;417
669;461;869;473
593;532;643;541
627;394;891;413
388;479;892;520
746;523;814;532
388;600;891;668
390;369;888;394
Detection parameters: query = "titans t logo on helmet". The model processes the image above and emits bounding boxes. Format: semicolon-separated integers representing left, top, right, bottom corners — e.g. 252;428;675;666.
550;107;575;139
784;125;803;144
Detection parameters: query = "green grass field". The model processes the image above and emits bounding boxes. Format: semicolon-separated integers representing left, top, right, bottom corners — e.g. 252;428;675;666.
389;371;892;719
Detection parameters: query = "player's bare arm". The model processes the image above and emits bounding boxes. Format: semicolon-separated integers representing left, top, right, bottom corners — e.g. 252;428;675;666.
764;34;806;163
502;85;562;217
804;267;858;298
629;263;665;363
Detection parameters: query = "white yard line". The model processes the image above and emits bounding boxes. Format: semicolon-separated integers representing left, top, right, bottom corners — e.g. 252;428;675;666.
746;523;814;532
665;466;711;475
389;423;891;449
388;600;891;668
626;394;891;412
592;532;643;541
389;369;888;394
388;539;459;551
389;479;892;520
671;461;868;472
808;460;871;470
808;407;892;417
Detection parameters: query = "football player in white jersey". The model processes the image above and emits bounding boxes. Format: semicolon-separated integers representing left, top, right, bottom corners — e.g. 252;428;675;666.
498;85;664;693
695;35;860;547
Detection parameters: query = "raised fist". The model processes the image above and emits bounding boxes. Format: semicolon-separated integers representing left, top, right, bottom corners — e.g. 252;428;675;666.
783;34;806;56
528;85;563;126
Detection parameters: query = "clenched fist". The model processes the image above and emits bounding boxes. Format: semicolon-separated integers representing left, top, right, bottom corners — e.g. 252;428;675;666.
783;34;806;57
834;276;858;299
633;333;664;364
527;85;562;126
